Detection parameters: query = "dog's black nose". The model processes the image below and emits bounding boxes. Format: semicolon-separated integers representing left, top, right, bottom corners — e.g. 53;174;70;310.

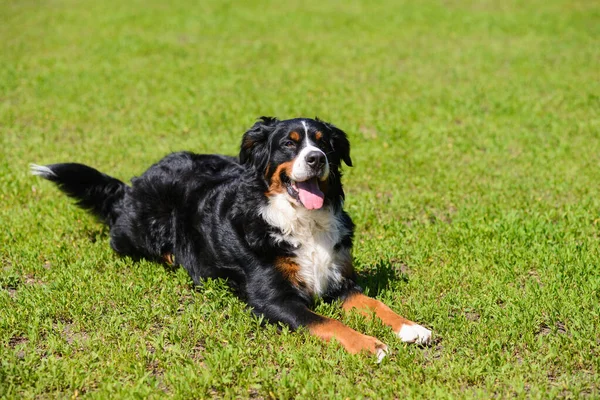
306;151;325;169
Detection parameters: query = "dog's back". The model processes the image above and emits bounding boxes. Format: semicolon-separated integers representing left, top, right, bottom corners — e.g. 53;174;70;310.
32;152;247;266
111;152;250;277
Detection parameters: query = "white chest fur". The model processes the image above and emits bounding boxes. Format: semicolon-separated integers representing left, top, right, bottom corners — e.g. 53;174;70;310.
260;194;350;296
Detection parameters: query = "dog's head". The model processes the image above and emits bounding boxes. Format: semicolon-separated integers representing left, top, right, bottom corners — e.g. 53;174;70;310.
239;117;352;210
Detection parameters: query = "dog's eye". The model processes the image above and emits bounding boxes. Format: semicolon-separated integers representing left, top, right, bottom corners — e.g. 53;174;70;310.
284;140;296;148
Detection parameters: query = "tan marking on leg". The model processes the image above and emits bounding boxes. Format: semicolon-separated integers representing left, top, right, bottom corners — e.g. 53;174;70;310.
308;317;387;356
275;256;303;287
162;253;175;266
342;293;414;332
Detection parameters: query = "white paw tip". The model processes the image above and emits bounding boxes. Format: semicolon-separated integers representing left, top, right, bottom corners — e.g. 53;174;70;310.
376;347;388;363
397;323;432;345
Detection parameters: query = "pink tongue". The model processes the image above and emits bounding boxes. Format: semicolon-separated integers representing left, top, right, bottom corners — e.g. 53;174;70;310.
297;178;324;210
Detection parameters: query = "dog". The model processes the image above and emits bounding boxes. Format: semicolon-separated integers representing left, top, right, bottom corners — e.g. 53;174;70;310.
31;117;431;361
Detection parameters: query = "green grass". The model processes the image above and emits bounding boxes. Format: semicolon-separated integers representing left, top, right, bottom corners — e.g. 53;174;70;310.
1;0;599;397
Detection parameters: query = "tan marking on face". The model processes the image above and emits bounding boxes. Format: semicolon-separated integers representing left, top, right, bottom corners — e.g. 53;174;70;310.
289;131;300;142
266;160;295;196
275;256;303;286
315;131;323;141
342;293;415;332
308;317;387;355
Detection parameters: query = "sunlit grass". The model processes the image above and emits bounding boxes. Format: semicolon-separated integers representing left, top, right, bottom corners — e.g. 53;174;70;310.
1;0;599;397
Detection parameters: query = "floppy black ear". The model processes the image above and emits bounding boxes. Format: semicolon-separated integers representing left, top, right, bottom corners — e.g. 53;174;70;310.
239;116;278;171
319;119;353;167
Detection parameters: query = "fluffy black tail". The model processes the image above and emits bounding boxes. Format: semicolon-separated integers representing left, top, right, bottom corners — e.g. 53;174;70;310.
31;163;128;226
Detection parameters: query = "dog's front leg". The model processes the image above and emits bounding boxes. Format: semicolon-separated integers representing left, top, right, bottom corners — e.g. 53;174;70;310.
342;292;432;345
250;299;388;361
307;314;388;361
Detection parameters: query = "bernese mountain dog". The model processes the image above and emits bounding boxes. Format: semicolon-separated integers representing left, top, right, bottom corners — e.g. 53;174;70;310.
31;117;431;361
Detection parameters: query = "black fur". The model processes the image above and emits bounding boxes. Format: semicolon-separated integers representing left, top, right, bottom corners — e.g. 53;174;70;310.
33;117;360;331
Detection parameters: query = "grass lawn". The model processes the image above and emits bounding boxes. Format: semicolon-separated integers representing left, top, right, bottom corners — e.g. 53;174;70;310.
1;0;599;398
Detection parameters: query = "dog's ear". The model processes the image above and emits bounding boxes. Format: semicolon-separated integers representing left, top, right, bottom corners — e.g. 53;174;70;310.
319;119;352;167
239;116;278;171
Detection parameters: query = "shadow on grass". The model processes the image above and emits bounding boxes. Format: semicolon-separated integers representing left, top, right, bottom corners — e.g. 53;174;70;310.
154;256;411;298
355;260;410;297
116;249;410;299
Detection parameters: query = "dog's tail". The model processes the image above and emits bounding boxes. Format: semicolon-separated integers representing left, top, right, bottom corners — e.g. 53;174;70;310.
30;163;128;226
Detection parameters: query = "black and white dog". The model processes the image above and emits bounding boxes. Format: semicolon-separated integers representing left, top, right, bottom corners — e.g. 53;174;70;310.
32;117;431;360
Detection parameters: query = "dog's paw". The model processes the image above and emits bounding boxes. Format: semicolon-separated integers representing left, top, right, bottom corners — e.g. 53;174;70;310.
360;335;389;363
376;346;388;363
397;323;432;345
351;333;388;362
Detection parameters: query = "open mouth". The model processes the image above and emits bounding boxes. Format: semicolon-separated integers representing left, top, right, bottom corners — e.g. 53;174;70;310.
285;176;325;210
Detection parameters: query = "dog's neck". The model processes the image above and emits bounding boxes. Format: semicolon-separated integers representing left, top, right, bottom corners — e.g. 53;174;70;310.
260;193;350;296
260;193;335;237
